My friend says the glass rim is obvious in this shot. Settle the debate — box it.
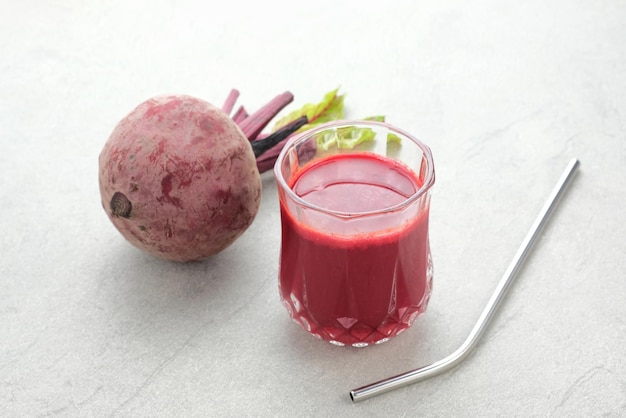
[273,119,435,218]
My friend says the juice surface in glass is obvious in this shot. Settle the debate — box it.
[278,150,433,347]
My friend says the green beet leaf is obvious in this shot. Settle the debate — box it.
[272,88,344,134]
[272,90,401,151]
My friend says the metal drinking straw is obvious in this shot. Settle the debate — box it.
[350,158,580,402]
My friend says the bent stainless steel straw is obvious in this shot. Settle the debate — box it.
[350,158,580,403]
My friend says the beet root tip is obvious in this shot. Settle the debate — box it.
[110,192,132,218]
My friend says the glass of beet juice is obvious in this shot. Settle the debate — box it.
[274,120,435,347]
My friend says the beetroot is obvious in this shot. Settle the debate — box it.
[99,95,262,262]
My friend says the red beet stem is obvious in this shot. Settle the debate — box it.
[239,92,294,140]
[255,117,309,173]
[233,106,248,124]
[251,116,307,158]
[256,131,310,173]
[256,151,280,173]
[221,89,240,115]
[256,153,278,173]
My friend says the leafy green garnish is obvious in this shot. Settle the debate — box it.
[387,132,402,144]
[364,115,385,122]
[335,126,376,149]
[315,125,398,150]
[272,88,344,134]
[273,89,401,150]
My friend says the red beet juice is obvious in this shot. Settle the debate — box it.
[278,152,432,347]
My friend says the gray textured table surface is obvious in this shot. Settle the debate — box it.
[1,1,625,416]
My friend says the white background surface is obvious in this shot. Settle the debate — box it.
[1,0,625,416]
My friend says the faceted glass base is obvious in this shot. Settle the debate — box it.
[281,253,433,348]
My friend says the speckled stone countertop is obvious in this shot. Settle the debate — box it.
[1,1,625,416]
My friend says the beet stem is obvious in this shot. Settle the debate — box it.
[256,155,279,174]
[221,89,240,115]
[233,106,249,124]
[251,116,307,158]
[239,92,294,140]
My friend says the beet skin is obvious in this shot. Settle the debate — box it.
[99,95,262,262]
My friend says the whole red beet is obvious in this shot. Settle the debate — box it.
[99,95,262,262]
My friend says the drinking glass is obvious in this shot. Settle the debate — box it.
[274,120,435,347]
